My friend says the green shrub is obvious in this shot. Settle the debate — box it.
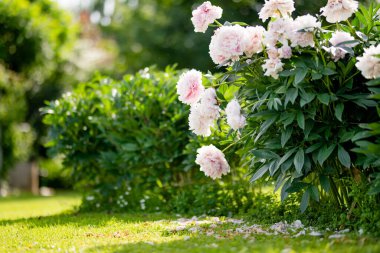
[42,67,223,211]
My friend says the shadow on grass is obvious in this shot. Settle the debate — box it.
[0,211,177,228]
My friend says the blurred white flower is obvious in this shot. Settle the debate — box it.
[321,0,358,23]
[177,69,205,105]
[264,18,294,48]
[278,45,292,59]
[290,14,321,48]
[196,145,230,180]
[209,25,246,65]
[189,88,220,137]
[244,26,266,57]
[325,31,356,61]
[262,57,284,79]
[225,99,246,130]
[259,0,295,22]
[356,45,380,79]
[191,1,223,33]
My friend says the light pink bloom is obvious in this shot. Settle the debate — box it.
[262,58,284,79]
[189,104,213,136]
[267,47,280,59]
[259,0,295,22]
[290,14,321,48]
[226,99,246,130]
[209,25,246,65]
[278,45,292,59]
[263,18,294,48]
[325,31,356,61]
[321,0,358,23]
[244,26,266,57]
[188,88,220,136]
[177,70,205,105]
[356,45,380,79]
[196,145,230,180]
[191,1,223,33]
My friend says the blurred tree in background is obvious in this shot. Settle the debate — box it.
[94,0,320,75]
[0,0,78,178]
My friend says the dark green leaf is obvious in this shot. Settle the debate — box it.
[250,164,270,182]
[338,145,351,168]
[320,175,331,193]
[310,186,320,202]
[281,127,293,148]
[295,69,308,85]
[317,94,330,105]
[297,112,305,130]
[300,190,310,213]
[251,150,280,160]
[317,144,336,165]
[294,149,305,173]
[334,103,344,122]
[285,88,298,106]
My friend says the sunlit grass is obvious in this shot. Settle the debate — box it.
[0,193,379,253]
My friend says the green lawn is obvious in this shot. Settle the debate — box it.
[0,193,379,253]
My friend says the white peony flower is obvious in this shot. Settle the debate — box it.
[262,57,284,79]
[263,17,294,48]
[356,45,380,79]
[188,88,220,136]
[320,0,359,23]
[290,14,321,48]
[259,0,295,22]
[225,99,246,130]
[244,26,266,57]
[189,104,213,137]
[325,31,356,61]
[177,69,205,105]
[209,25,246,65]
[196,145,230,180]
[191,1,223,33]
[278,45,292,59]
[267,47,280,59]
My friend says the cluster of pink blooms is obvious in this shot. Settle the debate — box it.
[178,0,379,180]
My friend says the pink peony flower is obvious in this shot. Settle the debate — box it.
[191,1,223,33]
[259,0,295,22]
[320,0,358,23]
[196,145,230,180]
[225,99,246,130]
[267,47,280,59]
[244,26,266,57]
[356,45,380,79]
[209,25,246,65]
[188,88,220,136]
[177,69,205,105]
[278,45,292,59]
[189,104,213,137]
[325,31,356,61]
[262,57,284,79]
[263,18,294,48]
[290,14,321,48]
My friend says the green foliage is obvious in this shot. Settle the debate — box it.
[0,0,76,74]
[0,0,78,179]
[0,66,34,178]
[43,67,186,208]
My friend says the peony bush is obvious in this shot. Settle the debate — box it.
[178,0,380,212]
